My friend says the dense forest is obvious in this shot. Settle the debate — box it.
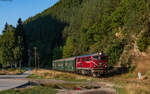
[0,0,150,68]
[0,19,27,68]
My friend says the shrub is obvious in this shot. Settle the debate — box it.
[106,41,125,66]
[8,68,15,72]
[137,30,150,52]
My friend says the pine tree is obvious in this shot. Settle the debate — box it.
[2,22,8,33]
[14,18,28,68]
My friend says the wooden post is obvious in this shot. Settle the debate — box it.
[28,49,31,67]
[37,52,40,70]
[138,72,141,80]
[19,60,21,69]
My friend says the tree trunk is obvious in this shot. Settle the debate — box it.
[10,63,13,69]
[15,62,17,69]
[19,60,22,69]
[1,64,3,70]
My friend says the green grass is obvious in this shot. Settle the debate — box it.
[120,72,136,79]
[54,75,89,82]
[27,74,45,79]
[28,73,97,82]
[0,86,57,94]
[115,87,128,94]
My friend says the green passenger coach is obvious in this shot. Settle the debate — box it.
[52,57,76,72]
[52,59,65,71]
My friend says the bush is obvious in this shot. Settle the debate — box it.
[8,68,15,72]
[137,30,150,52]
[106,41,125,66]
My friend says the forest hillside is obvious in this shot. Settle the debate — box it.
[23,0,150,67]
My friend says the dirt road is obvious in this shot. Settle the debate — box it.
[0,69,32,91]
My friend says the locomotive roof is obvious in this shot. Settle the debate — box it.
[77,53,107,58]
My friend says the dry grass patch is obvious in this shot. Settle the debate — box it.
[0,70,7,75]
[125,83,150,94]
[133,56,150,75]
[32,69,96,81]
[0,69,24,75]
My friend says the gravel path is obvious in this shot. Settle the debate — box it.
[0,79,29,91]
[0,69,32,91]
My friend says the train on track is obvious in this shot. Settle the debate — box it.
[52,53,108,77]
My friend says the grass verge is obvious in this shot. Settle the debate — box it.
[0,68,25,75]
[0,86,57,94]
[28,69,98,82]
[115,87,127,94]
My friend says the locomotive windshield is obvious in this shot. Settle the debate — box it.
[93,55,107,60]
[93,56,101,60]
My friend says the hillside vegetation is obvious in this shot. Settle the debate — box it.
[23,0,150,67]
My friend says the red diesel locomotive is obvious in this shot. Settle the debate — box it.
[52,53,108,77]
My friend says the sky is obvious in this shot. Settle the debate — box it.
[0,0,59,34]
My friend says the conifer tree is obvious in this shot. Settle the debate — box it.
[2,22,8,33]
[14,18,28,68]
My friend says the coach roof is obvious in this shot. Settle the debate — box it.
[54,57,76,62]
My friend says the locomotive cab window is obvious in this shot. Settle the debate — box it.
[93,55,101,60]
